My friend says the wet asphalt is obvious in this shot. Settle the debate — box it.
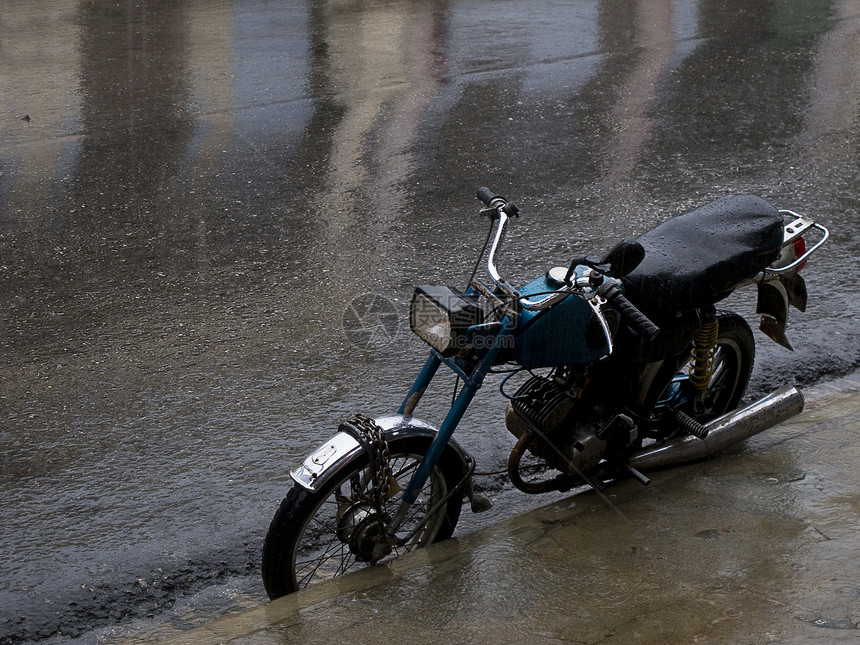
[2,1,860,643]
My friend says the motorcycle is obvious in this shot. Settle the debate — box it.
[261,188,828,598]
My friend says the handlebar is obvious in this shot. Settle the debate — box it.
[477,187,515,288]
[475,187,587,312]
[476,188,555,311]
[476,187,503,208]
[597,282,660,341]
[476,187,520,217]
[474,188,660,338]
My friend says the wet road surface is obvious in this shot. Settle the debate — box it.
[124,376,860,644]
[2,1,860,643]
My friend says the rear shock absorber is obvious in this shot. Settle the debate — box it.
[689,307,718,392]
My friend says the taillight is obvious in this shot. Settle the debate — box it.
[794,237,807,271]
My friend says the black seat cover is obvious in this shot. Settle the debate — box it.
[622,195,784,314]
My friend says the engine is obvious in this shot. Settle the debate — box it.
[504,373,607,475]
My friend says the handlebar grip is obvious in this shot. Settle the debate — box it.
[599,283,660,341]
[476,187,503,208]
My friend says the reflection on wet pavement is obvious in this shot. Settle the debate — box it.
[1,1,859,642]
[124,379,860,645]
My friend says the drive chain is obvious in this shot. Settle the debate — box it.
[348,413,393,507]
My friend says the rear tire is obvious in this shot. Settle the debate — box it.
[261,436,464,599]
[694,311,755,420]
[647,311,755,432]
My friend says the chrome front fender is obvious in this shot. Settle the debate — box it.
[290,414,472,492]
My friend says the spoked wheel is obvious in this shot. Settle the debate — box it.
[261,437,464,599]
[650,311,755,431]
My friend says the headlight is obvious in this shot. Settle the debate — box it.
[409,285,483,356]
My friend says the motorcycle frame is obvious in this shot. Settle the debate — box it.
[385,312,514,538]
[289,198,829,554]
[384,202,619,540]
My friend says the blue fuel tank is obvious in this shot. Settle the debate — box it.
[512,268,617,369]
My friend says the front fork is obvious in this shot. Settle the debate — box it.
[377,330,506,555]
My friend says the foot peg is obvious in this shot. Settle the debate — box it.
[625,465,651,486]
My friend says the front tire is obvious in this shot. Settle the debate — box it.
[261,436,464,599]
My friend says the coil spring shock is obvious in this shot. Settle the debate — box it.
[674,408,709,439]
[689,314,719,392]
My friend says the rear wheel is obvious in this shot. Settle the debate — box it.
[649,311,755,431]
[692,311,755,420]
[261,436,464,599]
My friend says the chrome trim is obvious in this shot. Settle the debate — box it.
[779,210,816,244]
[766,211,829,275]
[629,385,804,472]
[519,287,575,311]
[290,432,361,490]
[374,413,439,436]
[289,415,473,493]
[486,208,510,284]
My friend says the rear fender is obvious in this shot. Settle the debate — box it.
[290,414,473,493]
[756,273,807,350]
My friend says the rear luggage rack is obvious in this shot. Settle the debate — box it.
[766,210,829,274]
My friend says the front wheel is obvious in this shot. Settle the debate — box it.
[261,436,464,599]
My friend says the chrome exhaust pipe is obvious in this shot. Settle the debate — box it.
[629,385,805,472]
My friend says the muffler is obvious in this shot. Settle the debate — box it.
[629,385,805,472]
